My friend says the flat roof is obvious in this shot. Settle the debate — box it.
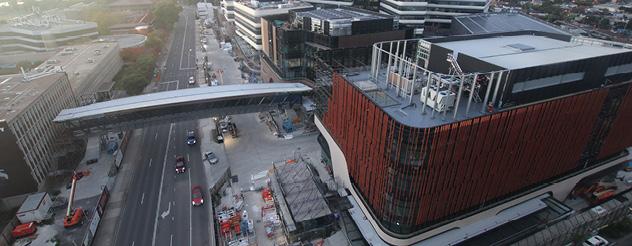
[436,35,630,70]
[344,72,487,128]
[36,42,120,94]
[54,83,311,122]
[108,0,153,7]
[274,161,331,222]
[295,8,388,23]
[0,72,66,122]
[0,14,96,34]
[17,192,47,214]
[238,0,312,11]
[453,13,570,37]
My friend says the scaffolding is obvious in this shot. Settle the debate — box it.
[369,39,510,120]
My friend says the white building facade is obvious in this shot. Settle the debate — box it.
[379,0,491,36]
[233,1,313,50]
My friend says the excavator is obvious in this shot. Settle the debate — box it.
[64,173,84,228]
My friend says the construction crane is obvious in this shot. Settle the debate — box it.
[64,173,84,228]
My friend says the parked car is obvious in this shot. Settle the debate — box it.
[188,76,195,85]
[175,155,186,173]
[583,235,609,246]
[191,186,204,206]
[204,152,219,164]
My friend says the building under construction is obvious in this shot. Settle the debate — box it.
[270,160,337,242]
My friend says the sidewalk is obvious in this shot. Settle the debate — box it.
[92,129,145,246]
[198,9,242,85]
[198,118,231,246]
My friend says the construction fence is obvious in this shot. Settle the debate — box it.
[512,189,632,246]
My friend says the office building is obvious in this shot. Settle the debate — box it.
[36,43,123,100]
[0,12,98,54]
[379,0,491,36]
[0,72,78,199]
[261,7,411,83]
[314,31,632,245]
[233,0,313,50]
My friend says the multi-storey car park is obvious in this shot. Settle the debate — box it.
[0,13,97,54]
[313,30,632,245]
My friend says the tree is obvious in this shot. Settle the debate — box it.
[152,0,182,31]
[137,53,157,76]
[145,32,164,53]
[83,8,124,35]
[626,20,632,30]
[599,18,611,29]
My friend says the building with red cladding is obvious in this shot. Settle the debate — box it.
[313,31,632,245]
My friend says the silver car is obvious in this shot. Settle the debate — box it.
[204,152,219,164]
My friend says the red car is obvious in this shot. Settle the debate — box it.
[175,155,186,173]
[191,186,204,206]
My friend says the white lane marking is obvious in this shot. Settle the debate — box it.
[160,202,171,219]
[152,123,174,246]
[187,154,190,162]
[179,14,189,70]
[188,169,192,246]
[149,158,153,168]
[140,193,145,205]
[170,234,173,246]
[132,242,135,246]
[159,80,179,84]
[155,132,158,140]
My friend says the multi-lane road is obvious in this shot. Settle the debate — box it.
[115,7,211,246]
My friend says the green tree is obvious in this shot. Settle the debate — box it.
[83,8,124,35]
[137,53,157,76]
[599,18,611,29]
[152,0,182,31]
[145,32,164,53]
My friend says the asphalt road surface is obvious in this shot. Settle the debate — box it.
[115,7,211,246]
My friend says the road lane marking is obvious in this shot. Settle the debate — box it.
[141,193,145,205]
[149,158,153,168]
[187,154,190,162]
[155,132,158,140]
[188,169,192,246]
[161,202,171,219]
[170,234,173,246]
[152,123,174,246]
[179,14,189,70]
[159,80,179,84]
[132,242,135,246]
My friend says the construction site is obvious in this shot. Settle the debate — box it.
[213,158,340,246]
